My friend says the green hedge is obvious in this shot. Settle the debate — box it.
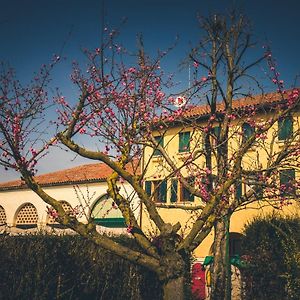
[0,234,161,300]
[241,214,300,300]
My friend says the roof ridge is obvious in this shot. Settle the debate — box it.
[0,160,140,190]
[182,89,297,119]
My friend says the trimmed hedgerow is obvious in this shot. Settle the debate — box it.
[0,234,161,300]
[241,214,300,300]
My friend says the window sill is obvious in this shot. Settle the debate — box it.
[16,224,38,229]
[155,202,167,206]
[156,202,196,207]
[152,156,163,162]
[276,140,297,149]
[247,147,256,152]
[177,152,191,160]
[277,139,293,144]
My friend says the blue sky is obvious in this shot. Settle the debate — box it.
[1,0,300,181]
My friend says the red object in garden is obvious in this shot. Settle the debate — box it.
[191,262,206,300]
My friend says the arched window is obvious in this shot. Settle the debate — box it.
[15,203,38,229]
[91,194,126,228]
[0,205,7,226]
[61,201,73,213]
[47,201,73,227]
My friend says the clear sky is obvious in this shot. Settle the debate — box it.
[1,0,300,181]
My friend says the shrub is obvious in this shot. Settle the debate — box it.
[0,234,161,300]
[241,214,300,300]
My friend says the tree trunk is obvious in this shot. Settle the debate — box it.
[210,216,231,300]
[163,276,185,300]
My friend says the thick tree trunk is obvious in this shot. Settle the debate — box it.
[163,276,185,300]
[210,216,231,300]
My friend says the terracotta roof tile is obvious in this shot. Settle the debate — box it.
[0,161,139,190]
[183,91,288,119]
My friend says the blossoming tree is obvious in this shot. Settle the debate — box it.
[0,13,299,300]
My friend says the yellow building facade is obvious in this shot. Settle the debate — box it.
[141,92,300,259]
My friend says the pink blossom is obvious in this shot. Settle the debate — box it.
[205,168,212,175]
[128,67,136,73]
[79,128,86,134]
[47,206,59,219]
[126,225,133,233]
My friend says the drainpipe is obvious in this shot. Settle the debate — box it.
[225,214,231,300]
[139,147,145,227]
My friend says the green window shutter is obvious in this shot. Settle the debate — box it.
[279,169,296,195]
[242,123,254,142]
[213,126,221,139]
[246,174,264,199]
[179,132,190,152]
[189,177,195,201]
[153,136,164,156]
[256,182,264,199]
[211,126,221,147]
[256,187,263,199]
[145,181,152,196]
[280,169,296,184]
[278,117,293,140]
[182,178,195,202]
[171,179,178,203]
[158,180,167,203]
[235,180,242,200]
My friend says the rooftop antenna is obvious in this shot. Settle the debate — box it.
[188,63,191,90]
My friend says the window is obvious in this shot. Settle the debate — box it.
[242,123,254,142]
[279,169,296,196]
[153,136,164,156]
[245,174,263,199]
[235,180,242,200]
[145,180,167,203]
[170,179,178,203]
[179,131,190,152]
[181,178,195,202]
[15,203,38,229]
[202,127,220,149]
[229,233,243,257]
[91,194,126,228]
[61,201,73,213]
[47,201,73,227]
[145,181,152,197]
[210,126,221,147]
[145,178,195,203]
[0,205,7,226]
[213,126,221,137]
[278,116,293,141]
